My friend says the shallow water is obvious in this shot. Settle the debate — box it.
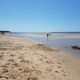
[14,33,80,58]
[24,34,80,47]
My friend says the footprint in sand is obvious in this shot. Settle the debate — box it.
[10,54,16,57]
[60,70,67,77]
[13,63,20,67]
[55,70,66,77]
[1,68,8,74]
[1,62,10,68]
[57,62,62,65]
[21,67,34,73]
[45,60,54,64]
[0,52,4,54]
[18,68,22,71]
[61,70,66,73]
[62,74,66,76]
[46,67,52,72]
[39,58,43,61]
[55,70,60,73]
[20,59,30,63]
[0,75,8,79]
[58,66,62,68]
[9,74,17,79]
[0,75,3,78]
[18,56,24,59]
[8,59,15,62]
[27,77,39,80]
[62,60,65,62]
[0,54,4,60]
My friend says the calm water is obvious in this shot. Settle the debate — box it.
[13,32,80,58]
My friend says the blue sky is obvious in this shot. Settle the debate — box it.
[0,0,80,32]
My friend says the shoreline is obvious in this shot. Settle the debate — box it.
[23,33,80,58]
[0,35,80,80]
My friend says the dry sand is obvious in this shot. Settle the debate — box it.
[0,35,80,80]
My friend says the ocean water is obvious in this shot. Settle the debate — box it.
[13,32,80,58]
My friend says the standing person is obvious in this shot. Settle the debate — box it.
[47,33,51,40]
[47,33,49,38]
[47,33,49,39]
[47,33,49,44]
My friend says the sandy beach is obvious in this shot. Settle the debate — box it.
[0,35,80,80]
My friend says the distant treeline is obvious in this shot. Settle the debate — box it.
[0,31,11,34]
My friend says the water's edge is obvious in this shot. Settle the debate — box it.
[13,33,80,58]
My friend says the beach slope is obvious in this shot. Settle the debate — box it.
[0,35,80,80]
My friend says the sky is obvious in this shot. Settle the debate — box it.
[0,0,80,32]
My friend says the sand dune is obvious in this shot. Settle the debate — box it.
[0,35,80,80]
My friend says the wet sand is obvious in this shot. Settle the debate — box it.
[0,35,80,80]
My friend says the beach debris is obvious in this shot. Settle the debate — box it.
[71,46,80,49]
